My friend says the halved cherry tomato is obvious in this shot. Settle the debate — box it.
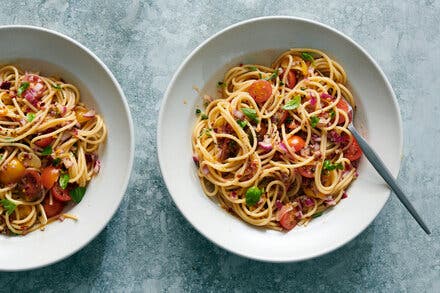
[271,109,287,126]
[42,196,65,217]
[0,158,26,184]
[285,70,297,89]
[19,170,43,201]
[41,166,60,189]
[297,165,315,178]
[247,80,272,103]
[51,183,72,202]
[279,210,297,231]
[287,135,305,152]
[336,99,350,124]
[34,136,54,148]
[344,138,362,161]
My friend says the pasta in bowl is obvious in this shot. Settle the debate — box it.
[192,49,362,232]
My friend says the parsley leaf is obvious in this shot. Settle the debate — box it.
[246,66,258,72]
[310,116,319,128]
[52,83,62,90]
[26,112,36,122]
[241,108,259,123]
[265,69,279,81]
[245,186,263,206]
[329,109,336,119]
[283,95,301,110]
[17,82,30,97]
[195,109,201,115]
[69,187,86,203]
[41,146,52,156]
[301,52,314,62]
[0,199,16,215]
[323,160,344,171]
[217,81,226,88]
[236,120,247,128]
[52,158,61,166]
[59,173,70,189]
[200,113,208,120]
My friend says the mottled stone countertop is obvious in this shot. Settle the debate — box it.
[0,0,439,292]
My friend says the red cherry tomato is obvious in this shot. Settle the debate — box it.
[279,210,297,231]
[344,138,363,161]
[247,80,272,103]
[285,70,297,89]
[336,99,350,124]
[51,183,72,202]
[41,166,60,189]
[42,196,65,218]
[287,135,305,152]
[297,165,315,178]
[19,170,43,201]
[34,136,54,147]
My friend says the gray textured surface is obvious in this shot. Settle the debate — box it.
[0,0,439,292]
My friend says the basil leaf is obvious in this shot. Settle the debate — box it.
[283,95,301,110]
[17,82,30,97]
[69,187,86,203]
[265,69,279,81]
[245,186,263,206]
[41,146,52,156]
[0,199,16,215]
[301,52,314,62]
[312,211,323,218]
[246,66,258,72]
[329,109,336,119]
[241,108,259,123]
[52,83,62,90]
[310,116,319,128]
[59,173,70,189]
[237,120,247,128]
[336,162,344,170]
[26,113,36,122]
[52,158,61,166]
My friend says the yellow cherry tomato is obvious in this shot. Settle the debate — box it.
[0,158,26,184]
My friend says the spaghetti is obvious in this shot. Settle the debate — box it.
[0,65,106,235]
[192,49,362,231]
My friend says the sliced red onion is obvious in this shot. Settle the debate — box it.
[202,165,209,175]
[83,109,96,118]
[296,199,303,211]
[94,160,101,173]
[304,197,314,207]
[320,93,333,100]
[310,96,317,106]
[60,132,72,143]
[258,138,272,152]
[233,109,244,119]
[192,154,199,167]
[33,82,44,92]
[23,88,39,106]
[278,142,288,153]
[72,128,79,136]
[342,192,348,199]
[325,200,337,206]
[231,191,237,198]
[328,131,344,143]
[300,147,310,157]
[295,211,303,219]
[275,200,283,210]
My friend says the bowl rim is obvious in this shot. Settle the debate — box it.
[158,15,403,262]
[0,24,135,271]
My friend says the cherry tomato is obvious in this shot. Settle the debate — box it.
[279,210,297,230]
[42,196,65,218]
[271,109,287,127]
[297,165,315,178]
[41,166,60,189]
[287,135,305,152]
[336,99,350,124]
[285,70,297,89]
[75,108,93,124]
[0,158,26,184]
[344,138,363,161]
[34,136,54,147]
[19,170,43,201]
[51,183,71,202]
[247,80,272,103]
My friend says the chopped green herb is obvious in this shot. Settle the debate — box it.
[0,155,3,160]
[301,52,314,62]
[69,187,86,203]
[17,82,30,97]
[59,173,70,189]
[282,95,301,110]
[201,113,208,120]
[300,87,306,90]
[310,115,319,128]
[245,186,263,206]
[258,73,262,79]
[52,83,62,90]
[52,158,61,166]
[265,69,279,81]
[26,112,36,122]
[329,109,336,119]
[237,120,247,128]
[279,81,285,86]
[217,81,226,88]
[323,160,344,171]
[195,109,201,115]
[41,146,52,156]
[0,199,16,215]
[246,66,258,72]
[241,108,259,123]
[312,211,323,218]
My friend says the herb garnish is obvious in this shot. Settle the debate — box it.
[265,69,279,81]
[310,116,319,128]
[26,113,36,122]
[237,120,247,128]
[323,160,344,171]
[241,108,259,123]
[17,82,30,97]
[41,146,52,156]
[282,95,301,110]
[59,173,70,189]
[246,66,258,72]
[301,52,314,62]
[70,187,86,203]
[0,199,16,215]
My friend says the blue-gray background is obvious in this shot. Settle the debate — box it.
[0,1,439,292]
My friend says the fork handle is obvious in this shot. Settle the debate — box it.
[347,124,431,235]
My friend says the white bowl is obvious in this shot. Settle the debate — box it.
[0,26,134,270]
[158,17,402,262]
